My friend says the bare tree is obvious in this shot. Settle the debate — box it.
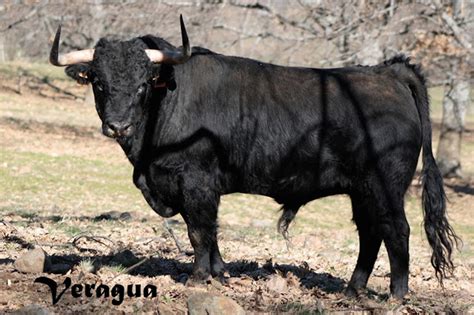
[436,0,472,178]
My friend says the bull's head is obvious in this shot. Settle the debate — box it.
[50,15,191,139]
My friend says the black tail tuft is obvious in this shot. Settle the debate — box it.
[422,155,461,282]
[404,61,461,283]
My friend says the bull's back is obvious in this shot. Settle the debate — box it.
[176,56,423,197]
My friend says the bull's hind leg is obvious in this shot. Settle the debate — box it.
[346,194,382,297]
[381,199,410,299]
[346,189,410,299]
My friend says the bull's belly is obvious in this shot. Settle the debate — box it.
[230,163,351,205]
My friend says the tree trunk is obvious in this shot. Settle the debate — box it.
[436,77,470,178]
[436,0,472,178]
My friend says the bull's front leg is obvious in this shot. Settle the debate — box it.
[210,238,225,277]
[180,176,225,280]
[181,203,225,280]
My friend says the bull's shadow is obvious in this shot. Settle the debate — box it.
[445,182,474,195]
[129,257,346,293]
[20,250,346,293]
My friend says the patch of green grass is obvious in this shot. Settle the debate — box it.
[78,258,96,273]
[160,294,174,304]
[0,147,145,215]
[16,210,37,219]
[428,86,474,123]
[428,87,444,114]
[0,207,38,219]
[105,264,127,273]
[0,61,67,81]
[58,223,84,237]
[10,220,28,228]
[451,223,474,258]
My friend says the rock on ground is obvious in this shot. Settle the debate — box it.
[265,274,288,294]
[12,304,52,315]
[187,293,246,315]
[14,248,49,274]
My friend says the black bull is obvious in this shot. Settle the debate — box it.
[51,20,458,299]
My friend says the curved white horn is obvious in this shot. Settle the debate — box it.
[145,15,191,65]
[50,25,94,66]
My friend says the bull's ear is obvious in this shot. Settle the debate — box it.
[65,63,90,85]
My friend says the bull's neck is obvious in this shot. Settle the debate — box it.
[117,87,169,170]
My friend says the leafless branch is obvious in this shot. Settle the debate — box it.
[68,232,116,253]
[1,4,46,32]
[163,219,184,253]
[441,12,472,50]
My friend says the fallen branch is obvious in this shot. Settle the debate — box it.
[68,232,115,253]
[111,255,152,280]
[163,219,184,253]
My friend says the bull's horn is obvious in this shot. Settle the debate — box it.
[49,25,94,66]
[145,15,191,64]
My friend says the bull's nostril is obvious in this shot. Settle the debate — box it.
[102,123,115,138]
[122,124,133,135]
[107,122,121,132]
[105,122,133,138]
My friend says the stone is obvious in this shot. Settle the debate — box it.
[187,293,245,315]
[14,248,49,274]
[265,274,288,294]
[12,304,52,315]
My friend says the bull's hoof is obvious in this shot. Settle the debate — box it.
[390,289,408,301]
[390,282,408,300]
[344,285,361,298]
[210,261,226,278]
[387,295,406,305]
[186,273,212,287]
[214,271,230,285]
[190,268,212,281]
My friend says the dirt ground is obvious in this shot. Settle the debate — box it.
[0,64,473,314]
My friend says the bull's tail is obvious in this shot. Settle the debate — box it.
[390,55,460,283]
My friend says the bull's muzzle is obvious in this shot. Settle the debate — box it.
[103,121,134,138]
